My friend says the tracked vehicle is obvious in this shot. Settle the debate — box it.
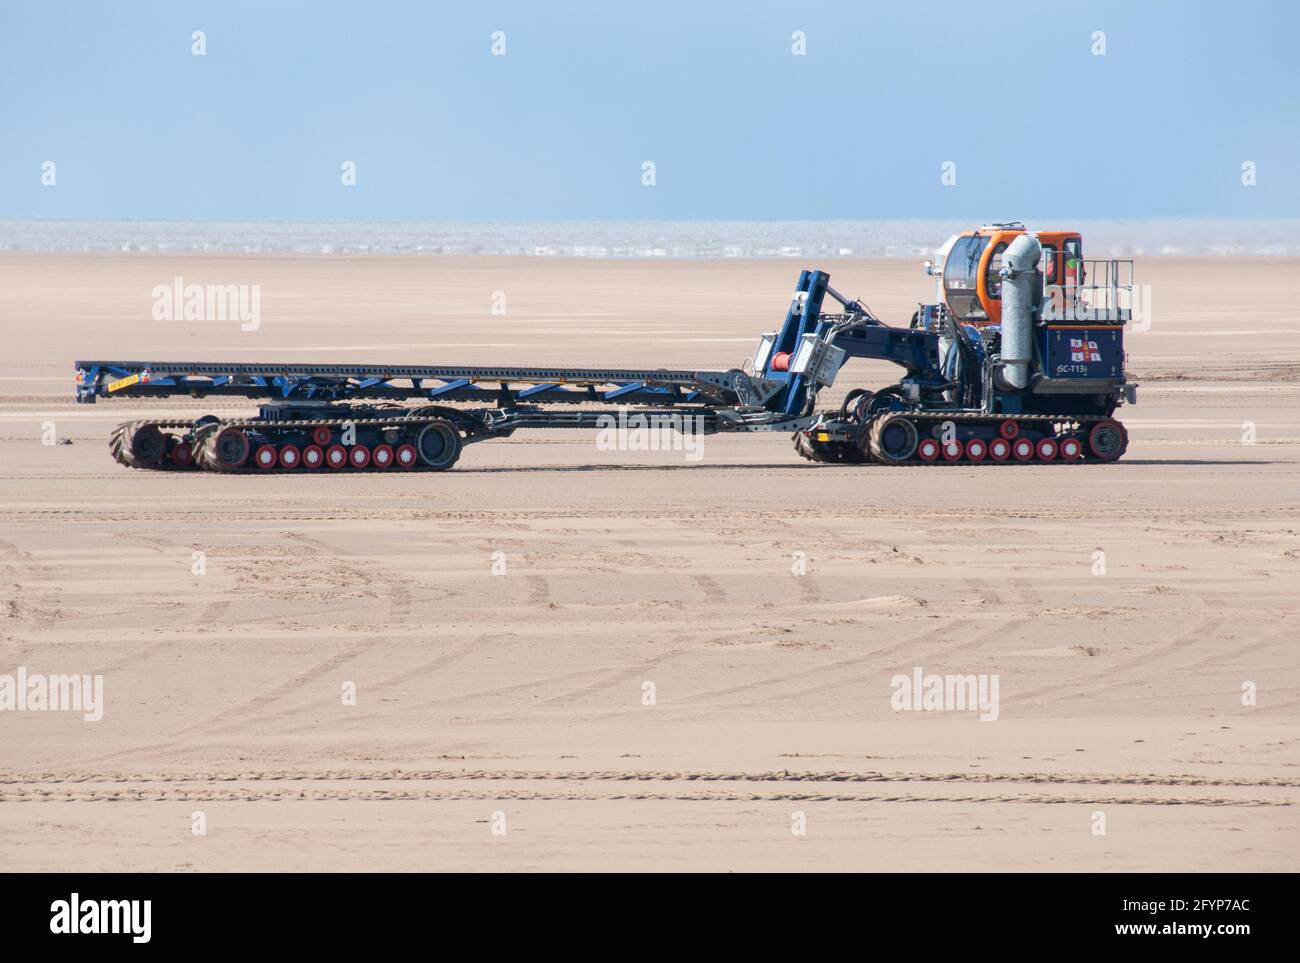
[77,224,1137,472]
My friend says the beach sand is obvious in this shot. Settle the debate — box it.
[0,253,1296,870]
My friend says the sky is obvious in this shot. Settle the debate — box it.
[1,0,1296,221]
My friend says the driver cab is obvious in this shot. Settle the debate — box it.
[939,223,1082,327]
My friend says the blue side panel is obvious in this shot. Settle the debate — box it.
[777,270,830,415]
[1041,326,1124,380]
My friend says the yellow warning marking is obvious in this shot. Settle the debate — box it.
[106,374,141,393]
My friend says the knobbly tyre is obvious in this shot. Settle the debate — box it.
[76,224,1137,473]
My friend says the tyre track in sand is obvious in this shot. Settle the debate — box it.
[1025,626,1298,710]
[726,614,1031,709]
[7,769,1293,786]
[181,633,390,733]
[1008,613,1225,709]
[673,617,966,708]
[1,787,1285,806]
[689,610,1033,711]
[200,631,510,734]
[1,769,1291,807]
[449,644,699,725]
[86,634,392,763]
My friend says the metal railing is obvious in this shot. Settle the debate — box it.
[1041,257,1134,322]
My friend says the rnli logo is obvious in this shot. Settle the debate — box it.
[1069,337,1102,363]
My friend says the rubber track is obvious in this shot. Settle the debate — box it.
[108,421,133,467]
[121,414,464,473]
[866,411,1112,465]
[792,429,865,464]
[108,420,175,470]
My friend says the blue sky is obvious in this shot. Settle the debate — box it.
[1,0,1295,220]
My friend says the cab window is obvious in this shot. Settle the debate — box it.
[1063,237,1084,287]
[1041,244,1058,285]
[985,241,1009,299]
[942,235,990,320]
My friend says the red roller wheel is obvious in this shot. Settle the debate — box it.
[916,438,940,463]
[371,444,394,469]
[170,440,194,467]
[941,439,964,462]
[1058,437,1083,461]
[1036,437,1059,461]
[395,444,418,469]
[325,444,348,469]
[278,444,301,469]
[253,444,279,470]
[999,419,1020,439]
[988,437,1010,462]
[965,438,987,462]
[1087,419,1129,462]
[312,426,332,446]
[348,445,371,469]
[1012,437,1036,462]
[302,445,324,469]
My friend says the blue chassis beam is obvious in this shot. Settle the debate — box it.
[74,361,729,407]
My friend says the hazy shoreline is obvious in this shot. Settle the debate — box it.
[3,218,1299,258]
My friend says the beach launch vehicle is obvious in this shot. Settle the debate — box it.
[76,223,1137,470]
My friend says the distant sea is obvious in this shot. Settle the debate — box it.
[1,219,1297,258]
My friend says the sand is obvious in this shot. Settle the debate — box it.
[0,253,1297,871]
